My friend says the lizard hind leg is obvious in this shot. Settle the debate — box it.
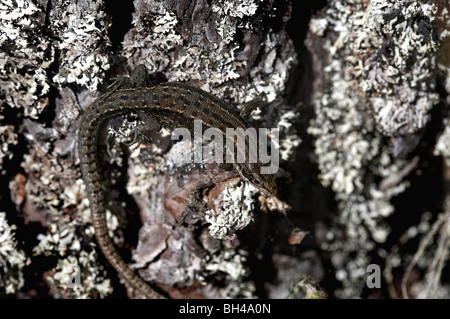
[107,65,168,93]
[106,65,148,92]
[239,96,268,120]
[128,65,168,88]
[128,64,152,88]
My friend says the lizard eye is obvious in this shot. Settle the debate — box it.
[247,174,262,188]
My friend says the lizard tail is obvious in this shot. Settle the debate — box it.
[92,213,165,299]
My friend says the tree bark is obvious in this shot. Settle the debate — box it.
[1,0,449,299]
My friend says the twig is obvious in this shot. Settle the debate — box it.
[424,213,450,298]
[401,212,447,298]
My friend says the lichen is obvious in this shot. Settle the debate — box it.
[202,245,255,298]
[122,5,182,73]
[212,0,258,19]
[307,0,441,298]
[47,252,113,299]
[309,17,328,37]
[0,212,28,294]
[20,136,118,298]
[21,149,80,216]
[0,0,52,118]
[0,122,18,167]
[363,0,439,135]
[289,275,327,299]
[122,0,296,109]
[32,196,116,298]
[205,183,257,240]
[236,32,296,106]
[434,118,450,164]
[51,1,111,90]
[0,0,110,122]
[310,0,440,136]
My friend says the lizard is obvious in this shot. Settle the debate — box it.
[77,65,278,298]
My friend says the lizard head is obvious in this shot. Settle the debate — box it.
[236,163,277,196]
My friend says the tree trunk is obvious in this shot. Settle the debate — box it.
[1,0,449,300]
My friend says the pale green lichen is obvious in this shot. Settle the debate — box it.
[308,0,440,298]
[0,212,28,294]
[204,183,258,240]
[309,17,328,37]
[289,275,327,299]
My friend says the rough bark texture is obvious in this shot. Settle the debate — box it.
[0,0,449,299]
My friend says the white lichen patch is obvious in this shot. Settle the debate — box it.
[212,0,258,19]
[22,151,80,215]
[0,212,28,294]
[122,5,182,72]
[34,222,79,257]
[309,17,328,37]
[0,0,53,118]
[264,101,300,163]
[47,252,113,299]
[208,46,245,84]
[204,183,257,240]
[340,193,394,244]
[30,177,120,299]
[0,0,42,60]
[237,32,296,105]
[357,0,439,135]
[308,59,380,197]
[0,0,112,116]
[0,123,18,168]
[234,94,300,167]
[32,203,115,298]
[51,3,110,90]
